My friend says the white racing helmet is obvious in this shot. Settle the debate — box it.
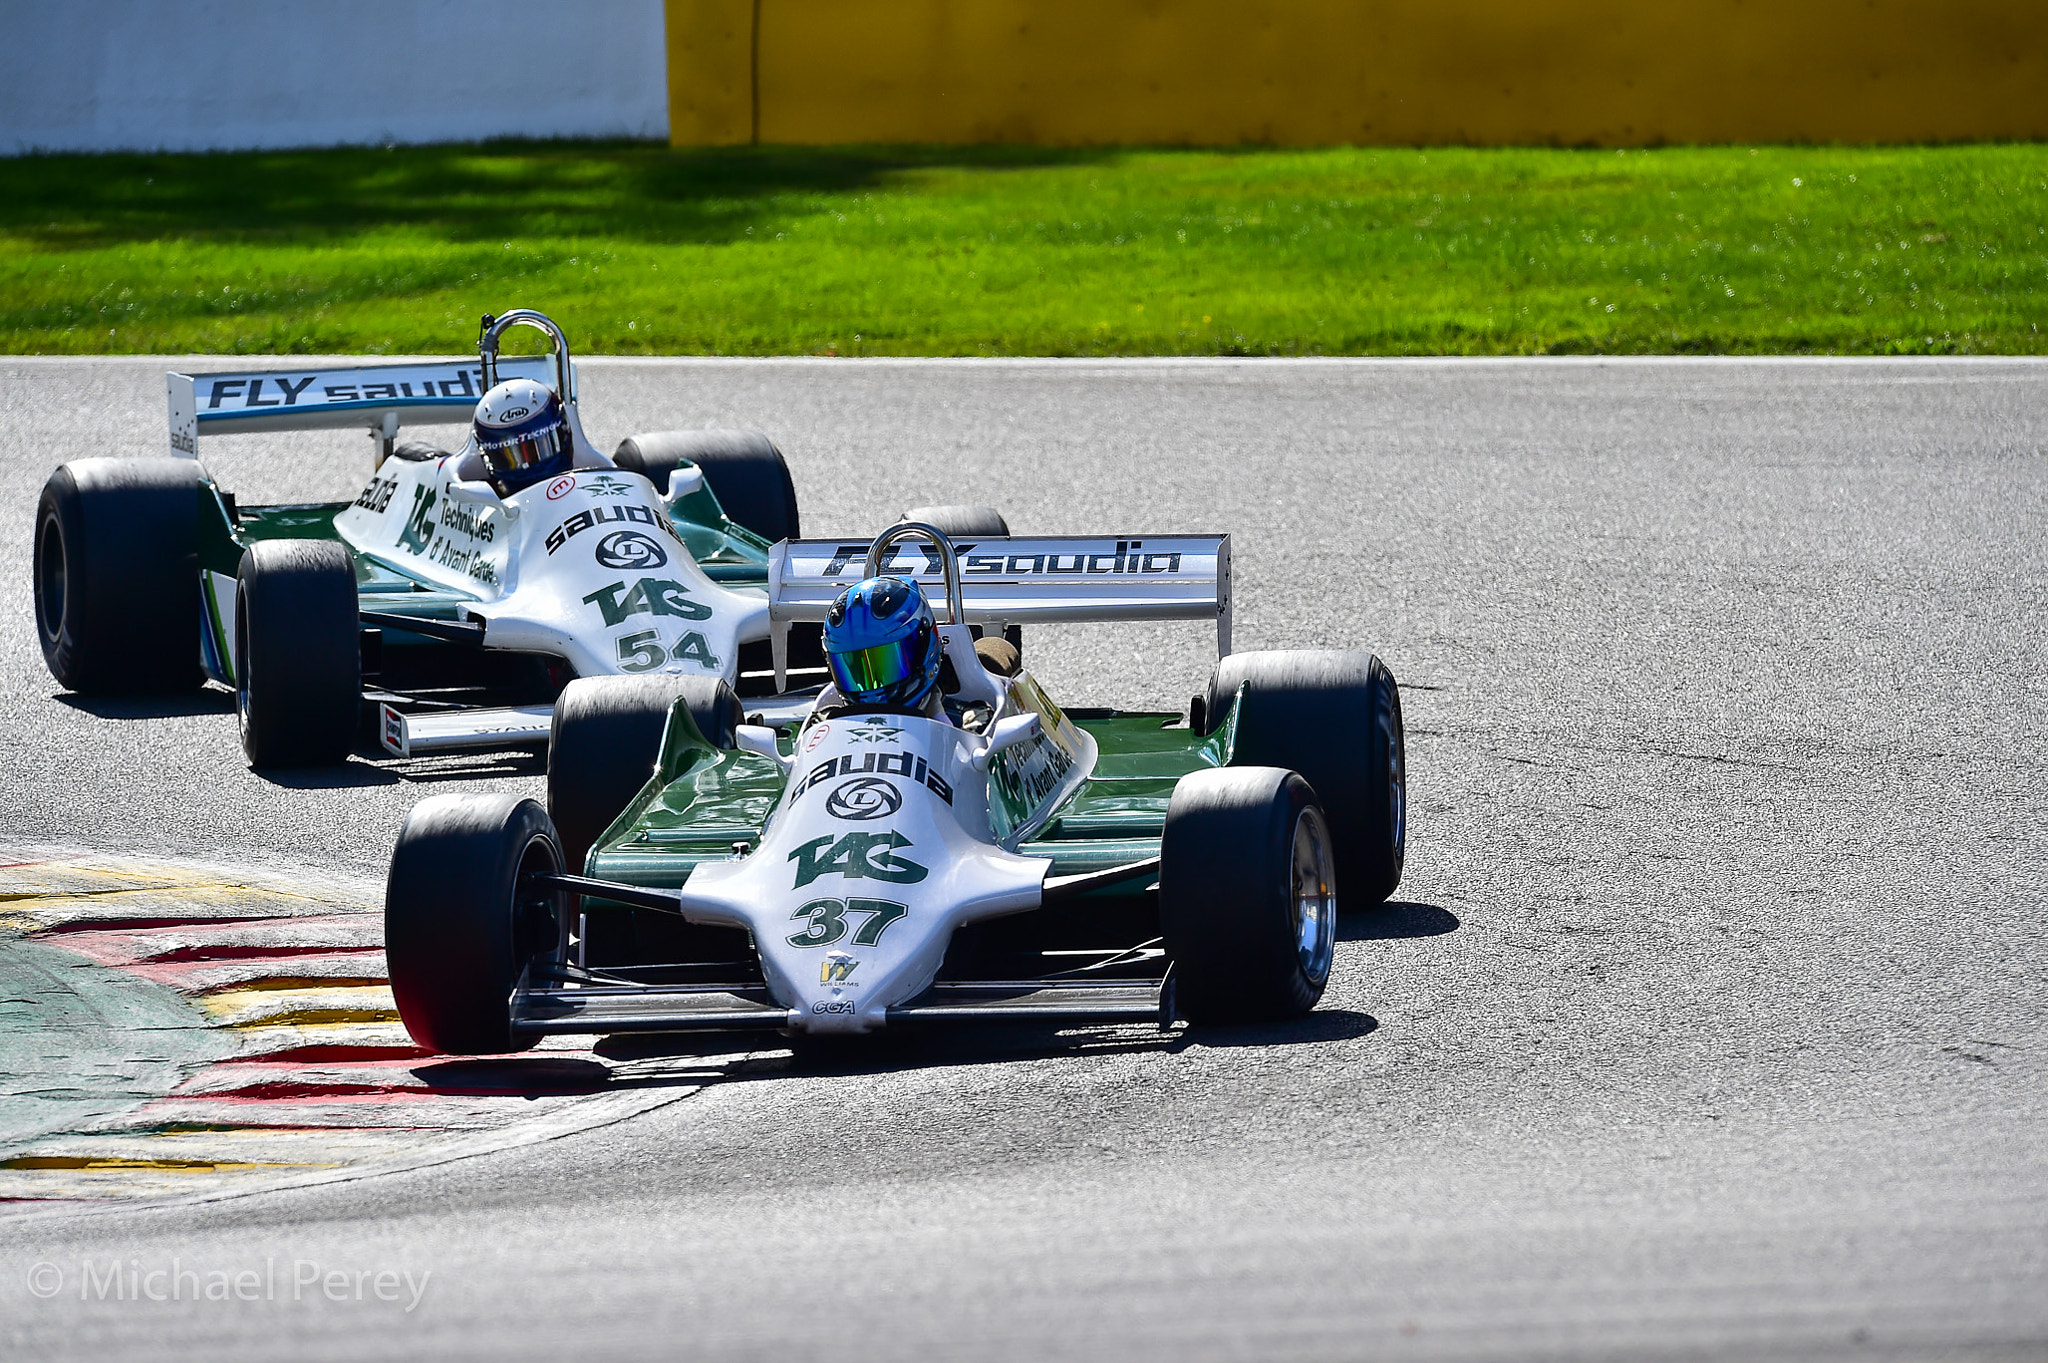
[473,378,572,494]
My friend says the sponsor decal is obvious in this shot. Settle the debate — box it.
[437,498,495,544]
[544,502,662,555]
[353,474,398,513]
[846,719,903,744]
[789,832,928,889]
[812,1000,856,1016]
[315,369,481,406]
[819,540,1185,579]
[545,474,576,500]
[786,898,909,949]
[790,752,953,807]
[593,530,668,571]
[801,722,831,753]
[819,954,860,984]
[991,728,1076,812]
[583,474,633,497]
[169,427,197,455]
[582,577,711,628]
[824,777,902,821]
[203,375,319,410]
[397,485,437,554]
[498,404,531,421]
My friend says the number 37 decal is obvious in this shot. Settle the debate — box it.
[787,897,908,949]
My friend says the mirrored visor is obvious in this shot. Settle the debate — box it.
[480,424,567,472]
[830,637,920,696]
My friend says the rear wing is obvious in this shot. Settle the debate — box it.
[767,534,1232,679]
[166,355,566,460]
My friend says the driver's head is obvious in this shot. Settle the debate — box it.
[472,378,572,494]
[824,575,941,710]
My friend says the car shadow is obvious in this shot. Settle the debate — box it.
[1340,900,1459,942]
[54,690,236,719]
[256,748,547,790]
[586,1007,1380,1085]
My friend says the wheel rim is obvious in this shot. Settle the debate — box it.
[1290,804,1337,985]
[511,833,566,974]
[1389,699,1407,861]
[35,513,65,646]
[233,591,252,740]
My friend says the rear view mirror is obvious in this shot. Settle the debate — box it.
[972,713,1041,771]
[735,724,791,771]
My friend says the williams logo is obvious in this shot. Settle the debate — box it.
[789,832,928,889]
[824,778,902,821]
[819,955,859,984]
[593,531,668,570]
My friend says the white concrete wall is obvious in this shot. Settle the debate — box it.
[0,0,668,155]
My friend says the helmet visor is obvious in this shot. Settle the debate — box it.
[479,424,568,475]
[829,637,922,698]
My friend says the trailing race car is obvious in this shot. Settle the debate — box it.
[383,523,1407,1047]
[30,310,854,767]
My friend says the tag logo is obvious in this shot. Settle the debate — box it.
[398,484,437,554]
[789,832,928,889]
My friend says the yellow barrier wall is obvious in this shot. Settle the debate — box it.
[666,0,2048,147]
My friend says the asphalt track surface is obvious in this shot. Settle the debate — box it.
[2,356,2044,1360]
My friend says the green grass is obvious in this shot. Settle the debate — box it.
[2,142,2043,355]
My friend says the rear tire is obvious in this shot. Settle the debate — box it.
[33,458,202,694]
[614,430,800,544]
[898,505,1019,652]
[1207,649,1405,908]
[548,673,741,872]
[385,794,562,1055]
[235,539,360,768]
[1160,767,1337,1024]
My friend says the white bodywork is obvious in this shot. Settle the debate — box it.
[669,634,1096,1033]
[169,338,779,757]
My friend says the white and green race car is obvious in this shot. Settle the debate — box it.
[32,310,902,767]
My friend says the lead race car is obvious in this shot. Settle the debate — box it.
[31,309,847,767]
[384,523,1408,1044]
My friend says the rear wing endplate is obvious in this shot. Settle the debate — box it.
[166,355,566,459]
[768,534,1231,680]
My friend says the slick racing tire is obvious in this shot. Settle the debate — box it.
[33,457,203,694]
[1160,767,1337,1024]
[385,794,562,1055]
[548,673,742,872]
[897,505,1020,653]
[1206,649,1405,909]
[235,539,360,768]
[614,430,800,544]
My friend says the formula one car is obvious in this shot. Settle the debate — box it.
[383,524,1407,1046]
[31,310,849,767]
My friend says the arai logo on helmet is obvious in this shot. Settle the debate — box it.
[498,405,530,422]
[545,475,576,500]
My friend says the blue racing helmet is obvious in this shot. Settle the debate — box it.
[824,575,942,709]
[473,378,573,494]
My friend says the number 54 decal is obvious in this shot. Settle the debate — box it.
[616,629,719,672]
[786,897,908,948]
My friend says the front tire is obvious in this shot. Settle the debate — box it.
[1207,649,1405,908]
[235,539,360,768]
[614,430,800,544]
[1160,767,1337,1024]
[385,794,562,1055]
[547,674,741,872]
[33,458,202,694]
